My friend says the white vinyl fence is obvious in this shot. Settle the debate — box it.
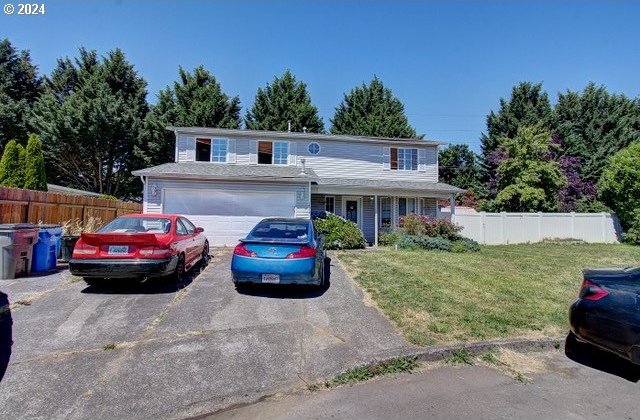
[451,212,621,245]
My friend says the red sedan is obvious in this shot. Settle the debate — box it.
[69,214,209,285]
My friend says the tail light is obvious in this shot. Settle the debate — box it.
[72,240,97,256]
[234,243,257,257]
[139,246,172,257]
[580,280,609,301]
[286,245,316,259]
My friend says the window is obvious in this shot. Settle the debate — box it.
[390,147,417,170]
[212,139,228,163]
[398,198,416,216]
[325,196,335,213]
[380,197,391,228]
[180,217,196,234]
[420,198,430,216]
[196,138,212,162]
[274,141,289,164]
[258,141,289,164]
[258,141,272,164]
[176,219,189,235]
[249,221,309,240]
[98,217,171,234]
[308,142,320,155]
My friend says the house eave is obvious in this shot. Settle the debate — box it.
[134,172,314,184]
[166,126,446,146]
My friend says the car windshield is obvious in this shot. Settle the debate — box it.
[249,221,309,240]
[98,217,172,234]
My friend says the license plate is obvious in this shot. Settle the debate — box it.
[261,274,280,284]
[108,245,129,255]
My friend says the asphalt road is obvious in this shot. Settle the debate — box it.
[212,348,640,420]
[0,250,411,419]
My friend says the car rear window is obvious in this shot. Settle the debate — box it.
[98,217,172,234]
[250,222,309,240]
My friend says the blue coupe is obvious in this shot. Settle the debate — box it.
[231,218,326,287]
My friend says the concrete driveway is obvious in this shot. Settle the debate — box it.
[0,250,411,419]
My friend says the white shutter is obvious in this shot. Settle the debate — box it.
[288,141,296,166]
[249,140,258,164]
[383,147,391,170]
[187,137,196,162]
[227,139,236,163]
[418,149,427,172]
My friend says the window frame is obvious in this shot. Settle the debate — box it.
[195,137,212,162]
[176,219,189,236]
[211,138,228,163]
[257,140,289,165]
[308,142,320,155]
[324,196,335,213]
[390,147,418,171]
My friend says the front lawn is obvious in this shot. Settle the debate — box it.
[337,243,640,346]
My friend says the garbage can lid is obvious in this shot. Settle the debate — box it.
[0,223,37,230]
[39,224,62,229]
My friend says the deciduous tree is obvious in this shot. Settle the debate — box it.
[598,142,640,229]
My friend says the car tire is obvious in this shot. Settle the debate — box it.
[170,254,185,283]
[201,240,210,266]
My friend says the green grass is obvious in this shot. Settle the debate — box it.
[445,348,474,365]
[338,243,640,346]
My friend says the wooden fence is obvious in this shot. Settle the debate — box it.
[0,186,142,225]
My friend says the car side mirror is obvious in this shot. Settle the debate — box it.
[196,227,204,233]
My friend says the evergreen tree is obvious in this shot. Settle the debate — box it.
[23,134,47,191]
[438,144,483,192]
[330,77,417,138]
[0,38,42,149]
[556,83,640,183]
[486,125,565,212]
[0,139,26,187]
[598,142,640,229]
[140,66,242,166]
[31,48,148,198]
[480,82,555,194]
[245,70,323,133]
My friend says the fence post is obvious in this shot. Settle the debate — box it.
[500,212,507,245]
[480,212,486,245]
[570,212,575,238]
[538,212,543,242]
[601,213,607,242]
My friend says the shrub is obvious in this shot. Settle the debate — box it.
[0,139,26,188]
[622,209,640,246]
[575,198,611,213]
[451,237,481,253]
[379,231,402,246]
[398,214,463,240]
[598,142,640,229]
[315,213,367,250]
[23,134,47,191]
[396,235,452,252]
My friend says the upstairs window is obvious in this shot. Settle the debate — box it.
[258,141,289,164]
[390,148,417,170]
[212,139,228,163]
[196,138,212,162]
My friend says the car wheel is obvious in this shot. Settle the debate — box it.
[201,240,210,265]
[170,254,185,282]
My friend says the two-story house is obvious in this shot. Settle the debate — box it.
[132,127,463,246]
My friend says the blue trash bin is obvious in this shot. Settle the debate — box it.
[39,224,63,259]
[32,226,60,272]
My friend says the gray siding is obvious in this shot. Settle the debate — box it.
[144,178,310,218]
[175,135,439,183]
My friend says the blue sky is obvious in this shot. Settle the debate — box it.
[2,0,639,151]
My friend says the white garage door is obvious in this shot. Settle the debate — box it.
[163,188,297,246]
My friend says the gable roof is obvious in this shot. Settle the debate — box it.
[167,127,445,146]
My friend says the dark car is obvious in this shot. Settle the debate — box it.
[569,266,640,364]
[231,218,326,287]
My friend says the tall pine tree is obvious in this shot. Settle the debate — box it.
[0,39,42,150]
[330,77,417,138]
[245,70,323,133]
[31,48,148,198]
[556,82,640,182]
[140,66,242,166]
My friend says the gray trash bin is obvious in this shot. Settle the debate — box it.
[0,224,40,280]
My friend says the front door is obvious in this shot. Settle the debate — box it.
[345,200,358,225]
